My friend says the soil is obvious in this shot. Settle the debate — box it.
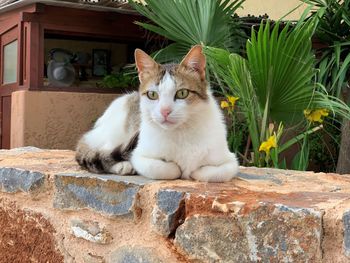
[0,199,64,263]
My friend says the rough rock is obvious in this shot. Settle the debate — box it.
[151,189,185,236]
[175,203,322,262]
[237,171,282,185]
[70,218,112,244]
[0,167,44,193]
[110,246,163,263]
[170,168,350,263]
[344,210,350,257]
[175,215,250,262]
[83,253,105,263]
[211,199,245,213]
[54,172,153,217]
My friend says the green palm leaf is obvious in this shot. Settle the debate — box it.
[205,17,350,139]
[245,20,318,123]
[128,0,245,63]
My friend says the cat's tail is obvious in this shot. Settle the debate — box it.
[75,133,139,174]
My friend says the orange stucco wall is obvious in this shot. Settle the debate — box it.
[11,90,119,150]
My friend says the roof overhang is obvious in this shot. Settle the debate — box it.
[0,0,138,15]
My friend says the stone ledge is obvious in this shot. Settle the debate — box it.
[54,172,153,217]
[0,148,349,262]
[0,167,44,193]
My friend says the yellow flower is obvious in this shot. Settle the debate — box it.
[304,109,329,123]
[220,96,239,110]
[259,134,277,155]
[228,96,239,106]
[221,100,229,109]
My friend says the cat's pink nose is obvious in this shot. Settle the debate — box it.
[161,108,171,118]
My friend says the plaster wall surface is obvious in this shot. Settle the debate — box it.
[11,90,119,149]
[237,0,308,20]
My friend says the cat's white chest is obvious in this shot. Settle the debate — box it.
[137,122,220,179]
[165,136,207,179]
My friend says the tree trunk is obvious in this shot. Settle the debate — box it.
[336,119,350,174]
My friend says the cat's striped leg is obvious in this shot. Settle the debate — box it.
[130,154,181,180]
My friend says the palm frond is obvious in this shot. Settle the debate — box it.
[128,0,245,62]
[245,19,319,123]
[206,17,350,130]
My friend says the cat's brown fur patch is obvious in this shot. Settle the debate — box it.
[124,92,141,132]
[139,64,164,94]
[75,141,112,173]
[175,64,208,102]
[76,137,139,174]
[75,93,140,174]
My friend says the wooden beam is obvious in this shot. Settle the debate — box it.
[22,22,28,85]
[0,3,38,34]
[20,5,144,40]
[0,15,18,35]
[39,86,134,94]
[26,21,44,89]
[17,20,23,85]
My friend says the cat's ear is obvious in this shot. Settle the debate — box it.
[180,45,206,80]
[134,49,158,82]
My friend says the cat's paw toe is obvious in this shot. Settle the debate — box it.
[164,162,182,179]
[189,169,204,181]
[190,165,235,182]
[109,161,136,175]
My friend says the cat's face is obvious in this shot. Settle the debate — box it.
[135,46,208,130]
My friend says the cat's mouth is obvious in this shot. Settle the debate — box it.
[161,119,176,125]
[151,115,179,128]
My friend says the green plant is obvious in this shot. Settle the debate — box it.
[302,0,350,173]
[303,0,350,99]
[128,0,247,95]
[128,0,245,63]
[99,71,138,89]
[307,122,340,172]
[221,96,250,162]
[206,17,350,169]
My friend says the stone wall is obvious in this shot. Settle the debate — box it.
[0,147,349,262]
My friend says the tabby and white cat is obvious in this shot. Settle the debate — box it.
[76,45,239,182]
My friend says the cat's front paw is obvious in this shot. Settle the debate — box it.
[109,161,136,175]
[190,163,237,183]
[131,155,182,180]
[190,166,215,182]
[161,161,182,180]
[141,159,181,180]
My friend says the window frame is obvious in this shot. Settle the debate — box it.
[0,27,19,90]
[2,39,18,85]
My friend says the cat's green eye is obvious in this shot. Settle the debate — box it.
[175,89,189,100]
[146,91,159,100]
